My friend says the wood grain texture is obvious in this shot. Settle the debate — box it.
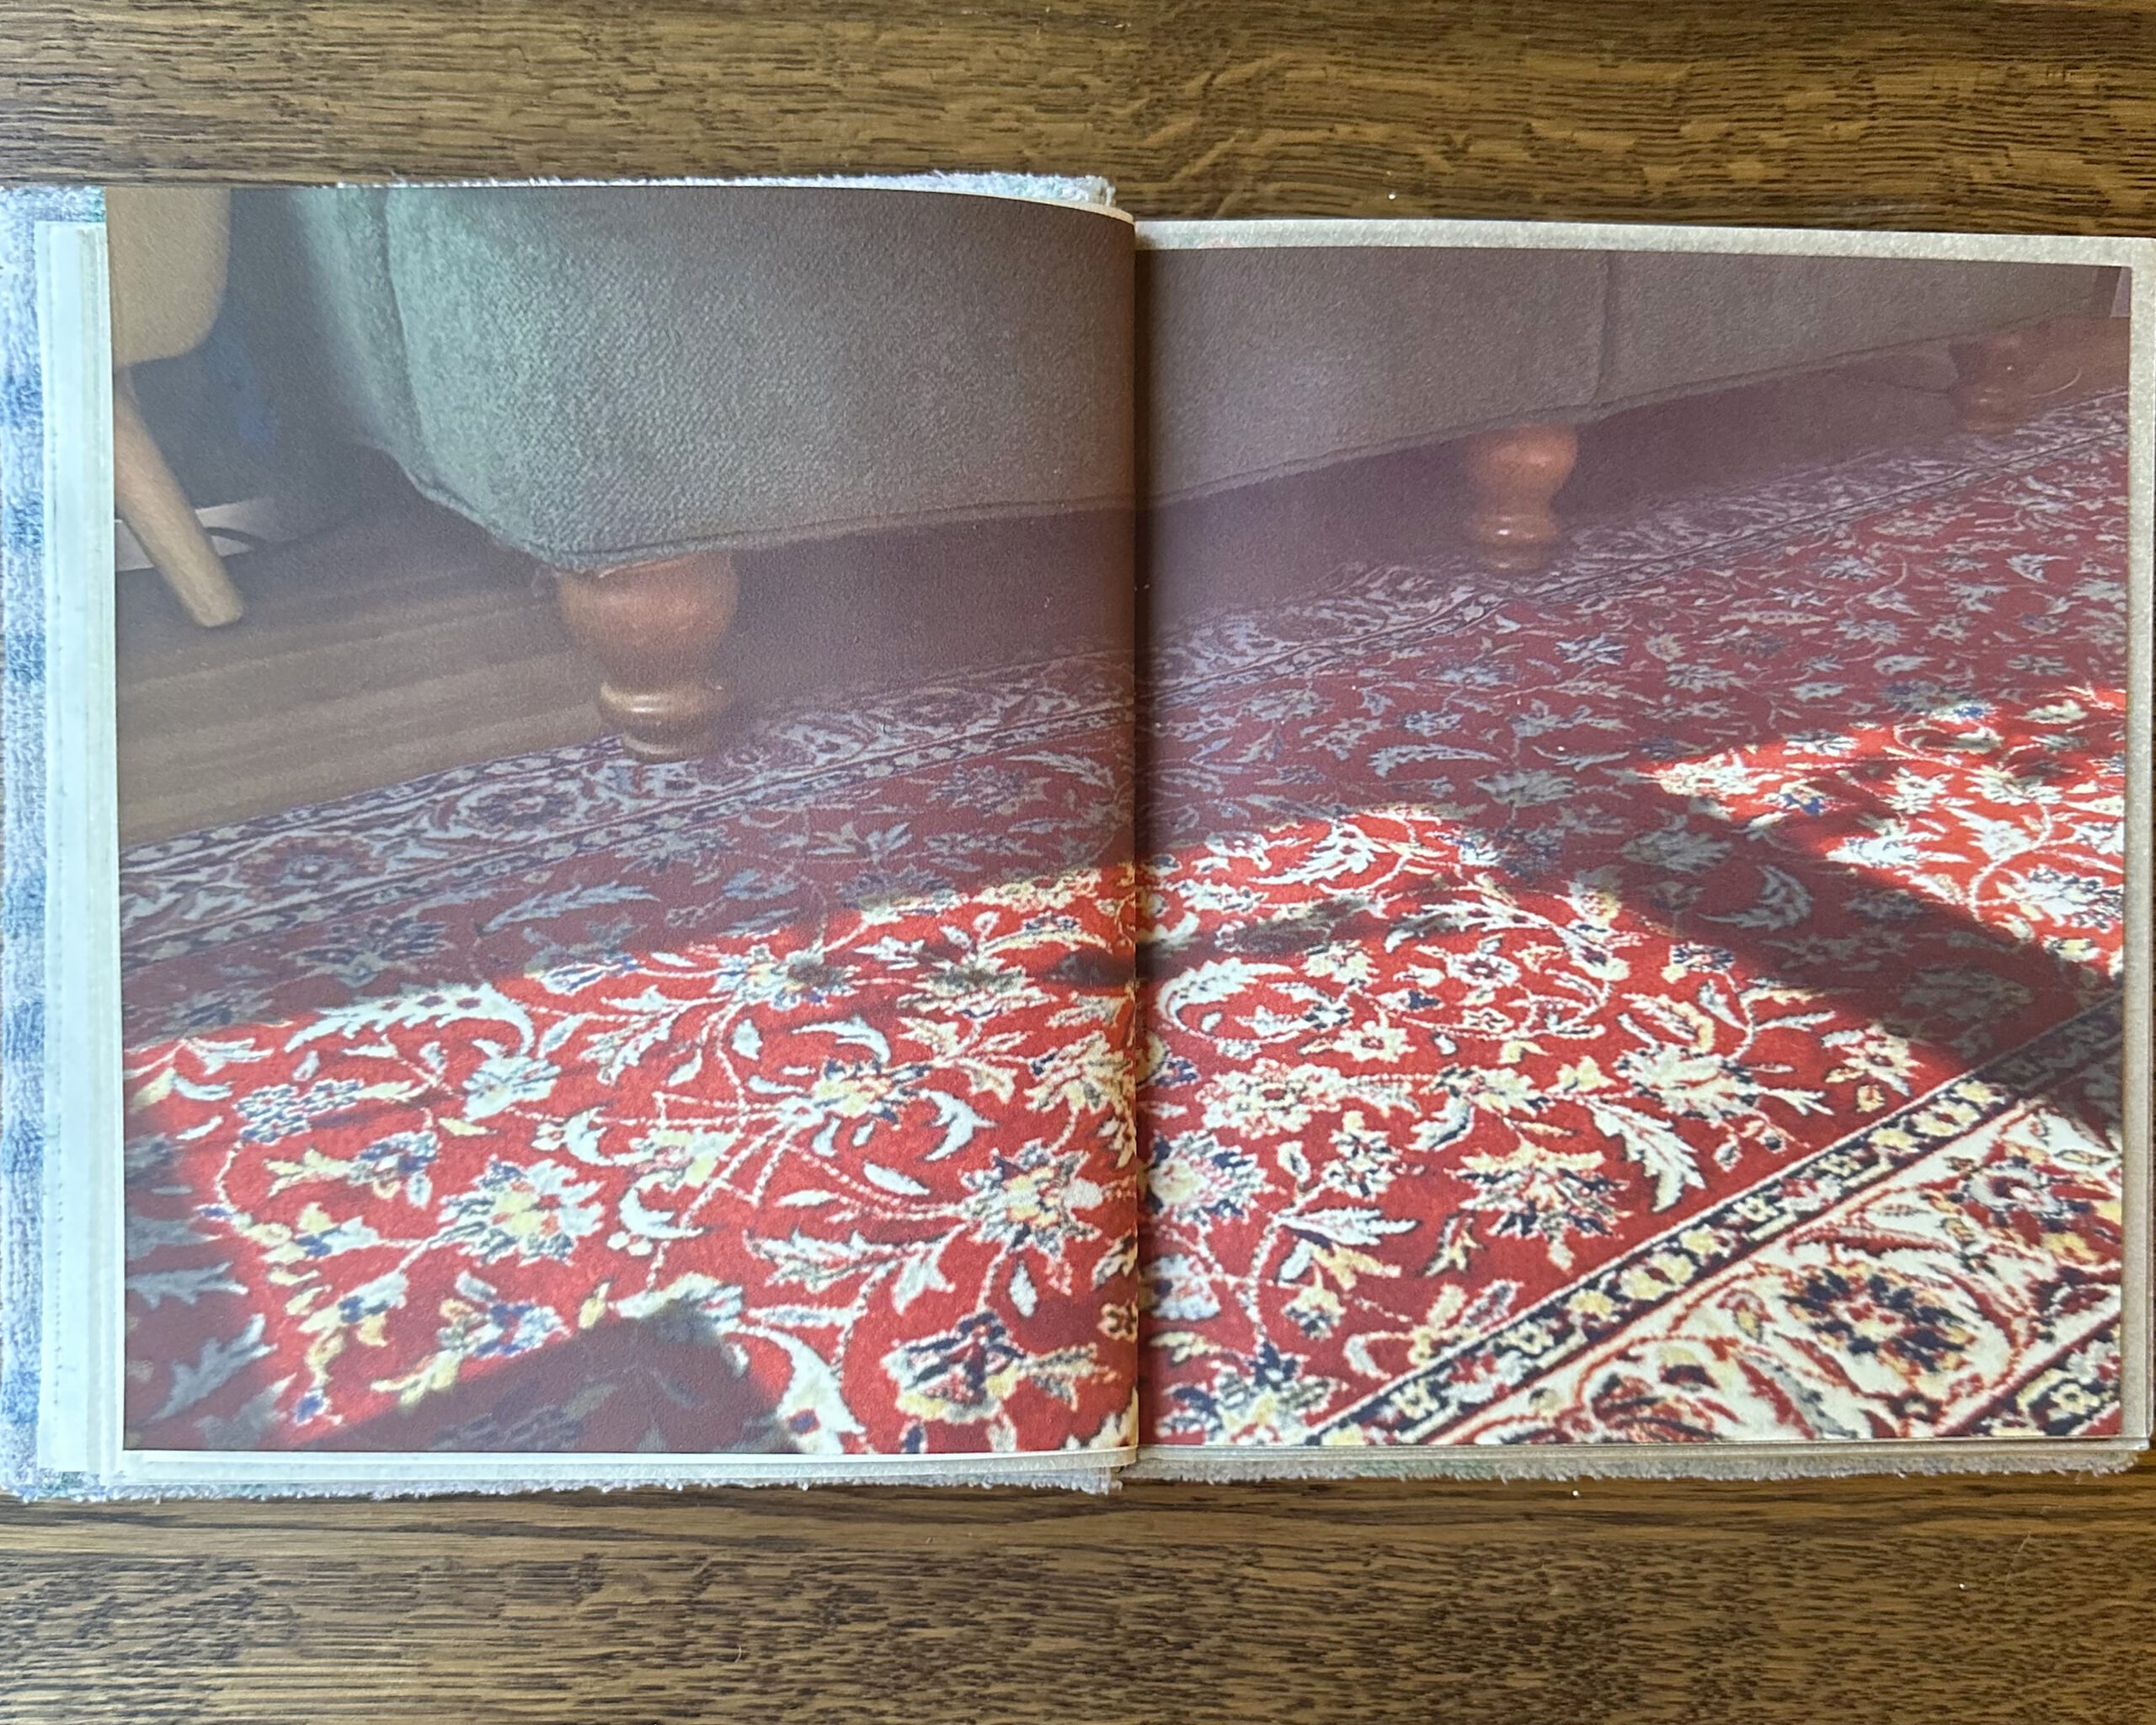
[4,1,2156,230]
[4,1466,2156,1723]
[6,3,2156,1720]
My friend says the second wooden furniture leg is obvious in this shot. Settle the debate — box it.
[111,371,246,628]
[1950,328,2045,433]
[553,551,740,761]
[1461,422,1579,573]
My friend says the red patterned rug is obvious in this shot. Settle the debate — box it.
[122,670,1142,1455]
[1139,393,2127,1449]
[122,393,2128,1458]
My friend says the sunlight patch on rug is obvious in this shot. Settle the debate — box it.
[118,394,2128,1458]
[1138,394,2127,1448]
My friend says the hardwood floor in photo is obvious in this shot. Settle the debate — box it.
[117,456,1131,842]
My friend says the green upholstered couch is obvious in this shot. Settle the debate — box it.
[232,184,1134,570]
[1143,244,2112,566]
[223,184,1134,758]
[221,190,2110,756]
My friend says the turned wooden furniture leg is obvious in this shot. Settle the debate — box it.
[106,187,244,629]
[553,551,740,761]
[1950,328,2046,433]
[1461,421,1579,573]
[111,371,246,628]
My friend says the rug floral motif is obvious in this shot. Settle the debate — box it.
[1139,393,2127,1447]
[122,667,1140,1455]
[122,392,2131,1458]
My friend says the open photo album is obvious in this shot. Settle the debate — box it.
[1,178,2147,1494]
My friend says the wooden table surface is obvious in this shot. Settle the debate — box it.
[3,3,2154,1719]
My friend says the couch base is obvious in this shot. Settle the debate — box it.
[1461,421,1580,573]
[552,551,740,761]
[1458,318,2105,574]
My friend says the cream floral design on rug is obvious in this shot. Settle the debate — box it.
[123,665,1140,1455]
[121,393,2127,1457]
[1139,394,2127,1448]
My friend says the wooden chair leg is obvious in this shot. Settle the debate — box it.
[553,550,740,761]
[1949,328,2045,433]
[1461,421,1579,573]
[111,370,245,628]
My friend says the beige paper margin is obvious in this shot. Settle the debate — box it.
[1131,216,2155,1480]
[109,1446,1131,1495]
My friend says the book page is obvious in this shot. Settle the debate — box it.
[1133,222,2150,1475]
[4,180,1140,1492]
